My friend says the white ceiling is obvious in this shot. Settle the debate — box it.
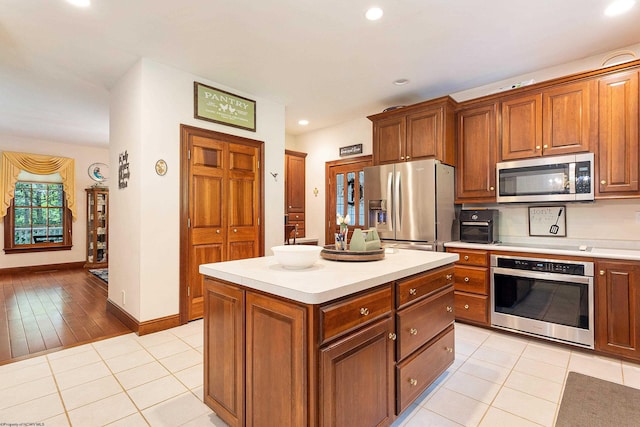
[1,0,640,147]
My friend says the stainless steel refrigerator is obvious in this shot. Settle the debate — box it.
[364,159,455,251]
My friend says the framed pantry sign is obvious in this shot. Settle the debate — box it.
[194,82,256,132]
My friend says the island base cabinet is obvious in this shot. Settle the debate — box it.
[246,292,307,427]
[396,325,454,413]
[320,317,395,427]
[203,280,245,427]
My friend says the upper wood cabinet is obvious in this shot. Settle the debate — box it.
[596,70,639,197]
[500,80,597,160]
[455,102,498,203]
[369,96,457,166]
[285,150,306,238]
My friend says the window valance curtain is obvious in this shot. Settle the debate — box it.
[0,151,77,220]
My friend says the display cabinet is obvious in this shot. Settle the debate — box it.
[85,187,108,268]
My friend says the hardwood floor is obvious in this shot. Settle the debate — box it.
[0,267,132,365]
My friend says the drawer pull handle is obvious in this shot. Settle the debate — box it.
[409,328,418,336]
[409,378,418,386]
[446,274,453,280]
[360,308,370,316]
[446,306,453,313]
[464,304,469,310]
[388,333,397,341]
[409,288,417,295]
[464,255,469,261]
[464,277,470,282]
[445,347,453,353]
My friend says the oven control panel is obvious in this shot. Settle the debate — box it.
[496,257,586,276]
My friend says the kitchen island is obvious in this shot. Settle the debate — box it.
[200,249,459,427]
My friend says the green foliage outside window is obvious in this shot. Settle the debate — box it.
[14,182,64,245]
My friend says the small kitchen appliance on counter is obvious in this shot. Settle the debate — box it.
[459,209,499,244]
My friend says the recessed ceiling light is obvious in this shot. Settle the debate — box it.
[67,0,91,7]
[605,0,635,16]
[393,79,409,86]
[298,119,309,126]
[365,7,383,21]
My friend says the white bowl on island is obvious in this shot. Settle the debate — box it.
[271,245,322,269]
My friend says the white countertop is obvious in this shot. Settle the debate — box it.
[445,241,640,261]
[199,249,459,304]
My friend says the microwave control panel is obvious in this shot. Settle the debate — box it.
[575,161,591,194]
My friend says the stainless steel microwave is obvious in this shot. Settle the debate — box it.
[496,153,594,203]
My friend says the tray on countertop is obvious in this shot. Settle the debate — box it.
[320,245,385,262]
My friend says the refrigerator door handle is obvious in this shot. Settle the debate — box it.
[387,171,394,233]
[395,171,402,230]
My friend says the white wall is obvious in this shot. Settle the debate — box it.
[0,135,108,269]
[292,118,372,245]
[110,58,285,322]
[291,43,640,247]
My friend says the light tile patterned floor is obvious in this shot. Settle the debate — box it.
[1,321,639,426]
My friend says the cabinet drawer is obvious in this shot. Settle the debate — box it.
[397,286,454,361]
[447,249,488,266]
[321,285,392,344]
[454,266,488,294]
[396,325,455,414]
[287,212,305,222]
[454,291,488,324]
[397,265,454,309]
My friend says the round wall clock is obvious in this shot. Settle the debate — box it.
[155,159,168,176]
[88,163,109,183]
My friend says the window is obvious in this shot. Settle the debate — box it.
[3,181,72,253]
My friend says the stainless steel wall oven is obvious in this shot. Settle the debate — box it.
[490,254,594,348]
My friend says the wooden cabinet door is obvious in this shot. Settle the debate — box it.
[204,279,245,427]
[595,260,640,360]
[542,80,596,156]
[320,317,395,427]
[597,70,639,196]
[227,142,260,261]
[406,108,441,162]
[501,93,543,160]
[285,151,306,213]
[374,116,406,165]
[246,292,307,427]
[456,102,498,202]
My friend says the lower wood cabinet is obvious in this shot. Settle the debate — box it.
[203,265,455,427]
[595,259,640,361]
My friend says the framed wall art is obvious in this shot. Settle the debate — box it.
[194,81,256,132]
[528,206,566,237]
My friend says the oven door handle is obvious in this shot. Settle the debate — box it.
[492,267,592,284]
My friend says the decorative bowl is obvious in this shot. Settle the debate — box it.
[271,245,322,269]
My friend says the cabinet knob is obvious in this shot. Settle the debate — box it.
[446,274,453,280]
[406,156,411,160]
[409,328,418,336]
[464,255,469,261]
[400,156,405,160]
[446,306,453,313]
[535,145,541,150]
[233,228,238,233]
[543,145,548,149]
[360,307,370,316]
[601,180,607,185]
[289,205,292,208]
[216,229,221,234]
[409,288,417,295]
[388,332,397,341]
[409,378,418,386]
[445,347,453,353]
[599,270,605,276]
[464,277,470,282]
[464,304,470,310]
[489,186,495,191]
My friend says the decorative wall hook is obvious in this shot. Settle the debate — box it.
[270,172,278,181]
